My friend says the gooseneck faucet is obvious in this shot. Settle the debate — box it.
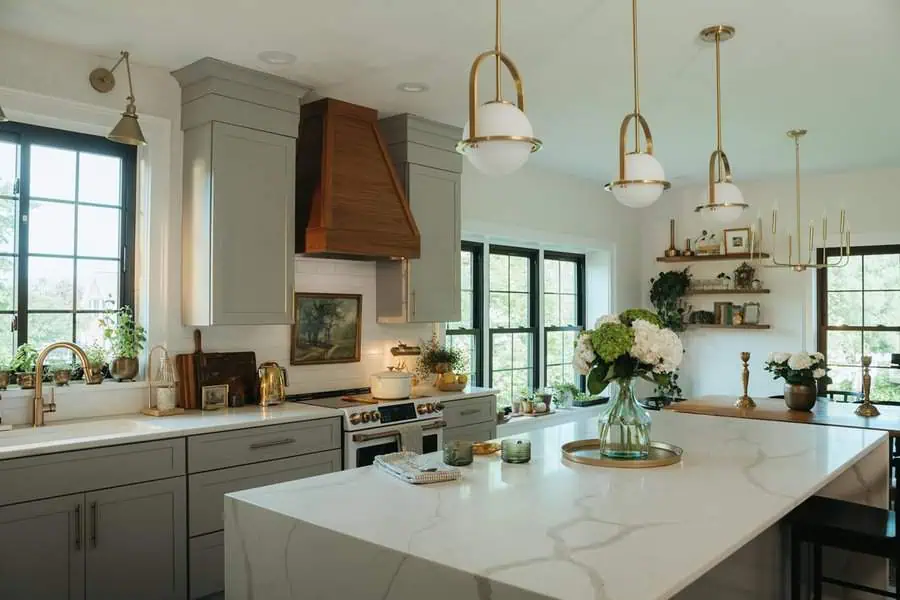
[33,342,95,427]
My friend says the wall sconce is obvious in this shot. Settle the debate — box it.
[89,51,147,146]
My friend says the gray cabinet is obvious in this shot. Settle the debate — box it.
[0,494,85,600]
[443,420,497,444]
[377,115,463,324]
[85,478,186,600]
[443,395,498,443]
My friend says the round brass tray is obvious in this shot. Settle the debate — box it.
[472,441,501,455]
[561,439,683,469]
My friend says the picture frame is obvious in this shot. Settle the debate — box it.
[290,293,362,365]
[201,384,229,411]
[713,301,731,325]
[723,227,751,255]
[743,302,761,325]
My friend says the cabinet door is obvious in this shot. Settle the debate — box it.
[85,478,186,600]
[443,421,497,444]
[210,122,295,325]
[0,494,85,600]
[406,164,461,323]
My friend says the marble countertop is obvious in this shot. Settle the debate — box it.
[228,411,886,600]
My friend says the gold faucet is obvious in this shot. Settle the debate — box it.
[33,342,95,427]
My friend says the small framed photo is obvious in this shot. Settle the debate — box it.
[723,227,751,255]
[201,384,229,411]
[743,302,761,325]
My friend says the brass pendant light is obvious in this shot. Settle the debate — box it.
[694,25,747,224]
[757,129,849,271]
[89,51,147,146]
[456,0,542,176]
[604,0,670,208]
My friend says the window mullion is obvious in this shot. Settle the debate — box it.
[17,138,30,347]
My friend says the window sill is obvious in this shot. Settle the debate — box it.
[1,379,147,400]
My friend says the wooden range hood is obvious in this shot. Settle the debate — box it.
[295,98,420,258]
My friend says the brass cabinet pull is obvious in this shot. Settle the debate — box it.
[249,437,296,450]
[74,503,82,550]
[460,408,481,416]
[90,502,98,548]
[411,290,417,318]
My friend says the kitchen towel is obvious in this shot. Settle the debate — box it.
[395,423,423,454]
[375,452,460,485]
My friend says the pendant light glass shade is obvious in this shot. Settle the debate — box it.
[457,0,541,175]
[699,182,745,224]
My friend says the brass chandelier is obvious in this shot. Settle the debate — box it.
[604,0,670,208]
[456,0,542,176]
[757,129,849,271]
[694,25,747,224]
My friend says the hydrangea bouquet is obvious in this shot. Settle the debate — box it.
[572,309,684,459]
[763,352,831,386]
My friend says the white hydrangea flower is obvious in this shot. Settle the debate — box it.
[787,352,814,371]
[812,352,825,362]
[812,368,826,379]
[629,319,683,374]
[572,333,596,376]
[770,352,791,364]
[594,314,620,328]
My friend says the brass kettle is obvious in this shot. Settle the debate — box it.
[258,361,288,406]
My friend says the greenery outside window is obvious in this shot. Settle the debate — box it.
[446,242,483,386]
[544,251,585,390]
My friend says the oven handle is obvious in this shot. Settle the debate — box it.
[351,420,446,443]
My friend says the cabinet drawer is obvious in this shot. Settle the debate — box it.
[187,418,340,473]
[443,421,497,444]
[442,396,496,429]
[0,439,185,507]
[188,450,340,536]
[189,532,224,599]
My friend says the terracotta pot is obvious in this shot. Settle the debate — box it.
[784,383,817,411]
[0,370,9,390]
[110,357,139,382]
[17,372,36,390]
[53,369,72,387]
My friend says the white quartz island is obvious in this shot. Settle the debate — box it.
[225,411,889,600]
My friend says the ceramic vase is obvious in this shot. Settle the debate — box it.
[597,378,652,459]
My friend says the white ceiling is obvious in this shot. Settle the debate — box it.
[3,0,899,184]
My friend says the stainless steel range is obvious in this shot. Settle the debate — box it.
[296,393,445,468]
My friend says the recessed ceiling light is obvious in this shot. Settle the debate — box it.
[397,82,429,93]
[257,51,297,65]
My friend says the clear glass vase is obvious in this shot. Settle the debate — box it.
[597,378,652,459]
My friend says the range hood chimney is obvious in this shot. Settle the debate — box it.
[295,98,420,258]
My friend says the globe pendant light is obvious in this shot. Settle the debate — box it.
[694,25,747,224]
[604,0,670,208]
[456,0,542,175]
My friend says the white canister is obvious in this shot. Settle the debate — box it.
[370,371,413,400]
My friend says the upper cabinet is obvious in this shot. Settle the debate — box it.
[173,58,311,326]
[376,116,462,323]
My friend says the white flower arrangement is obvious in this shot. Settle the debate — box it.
[764,352,831,386]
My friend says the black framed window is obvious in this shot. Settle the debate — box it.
[817,245,900,402]
[446,242,483,386]
[0,122,136,358]
[543,251,585,390]
[488,245,538,407]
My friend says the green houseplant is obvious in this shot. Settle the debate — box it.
[0,357,10,390]
[649,269,691,332]
[46,359,74,387]
[764,352,831,411]
[82,343,107,385]
[10,343,39,389]
[99,306,146,381]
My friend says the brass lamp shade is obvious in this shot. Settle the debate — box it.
[0,103,7,123]
[108,102,146,146]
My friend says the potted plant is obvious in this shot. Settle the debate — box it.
[416,334,463,386]
[649,269,691,332]
[552,383,580,409]
[47,359,74,387]
[764,352,831,411]
[0,358,10,390]
[99,306,146,381]
[10,343,38,389]
[640,371,684,410]
[81,343,107,385]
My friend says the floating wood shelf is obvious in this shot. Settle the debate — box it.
[685,288,771,295]
[687,323,771,330]
[656,253,769,263]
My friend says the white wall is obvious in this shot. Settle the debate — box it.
[641,167,900,398]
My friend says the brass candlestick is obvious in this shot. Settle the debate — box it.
[855,355,879,417]
[664,219,681,257]
[735,352,755,408]
[683,238,695,257]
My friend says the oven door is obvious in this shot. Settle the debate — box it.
[346,419,446,469]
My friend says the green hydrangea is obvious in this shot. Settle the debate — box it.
[590,323,635,362]
[619,308,662,327]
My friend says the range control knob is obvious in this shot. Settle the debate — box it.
[362,412,371,423]
[370,411,381,422]
[433,402,444,412]
[349,413,362,425]
[417,404,428,415]
[425,403,435,413]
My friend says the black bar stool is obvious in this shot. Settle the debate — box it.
[786,495,897,598]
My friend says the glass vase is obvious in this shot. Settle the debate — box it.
[597,378,652,459]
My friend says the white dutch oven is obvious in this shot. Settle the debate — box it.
[370,370,413,400]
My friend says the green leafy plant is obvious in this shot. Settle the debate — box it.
[10,343,38,373]
[649,269,691,332]
[552,383,580,407]
[99,306,146,359]
[46,359,74,373]
[654,371,683,399]
[416,334,464,378]
[85,343,108,368]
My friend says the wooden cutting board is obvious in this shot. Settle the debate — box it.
[175,329,203,410]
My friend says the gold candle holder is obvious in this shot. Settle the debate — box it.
[855,355,879,417]
[664,219,680,257]
[734,352,756,409]
[682,238,695,257]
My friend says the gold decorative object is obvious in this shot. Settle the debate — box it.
[664,219,680,257]
[758,130,850,272]
[90,51,147,146]
[472,441,501,455]
[683,238,695,256]
[694,25,748,223]
[735,352,755,408]
[143,344,184,417]
[562,440,682,469]
[455,0,541,175]
[604,0,670,207]
[855,356,879,417]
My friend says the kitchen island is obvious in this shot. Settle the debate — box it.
[225,411,888,600]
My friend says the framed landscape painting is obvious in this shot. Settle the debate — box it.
[291,293,362,365]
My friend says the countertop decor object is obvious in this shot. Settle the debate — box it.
[417,334,464,386]
[100,305,146,382]
[735,351,755,409]
[855,356,880,417]
[764,352,831,412]
[456,0,541,176]
[604,0,670,208]
[143,344,184,417]
[694,25,748,224]
[290,293,361,365]
[370,368,413,400]
[443,440,474,466]
[89,50,147,146]
[500,438,531,463]
[258,361,288,406]
[201,384,228,411]
[374,452,460,484]
[472,441,501,455]
[663,220,680,257]
[561,439,682,468]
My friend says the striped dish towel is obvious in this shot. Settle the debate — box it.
[374,452,460,484]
